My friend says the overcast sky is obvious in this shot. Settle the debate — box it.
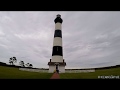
[0,11,120,69]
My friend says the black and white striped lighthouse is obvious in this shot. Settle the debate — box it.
[48,14,66,73]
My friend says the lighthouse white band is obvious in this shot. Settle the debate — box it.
[51,56,63,62]
[53,37,62,46]
[55,23,61,30]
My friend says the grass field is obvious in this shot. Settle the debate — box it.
[60,67,120,79]
[0,66,53,79]
[0,66,120,79]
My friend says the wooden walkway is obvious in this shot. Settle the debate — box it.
[50,72,60,79]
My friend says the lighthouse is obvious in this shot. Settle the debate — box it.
[48,14,66,73]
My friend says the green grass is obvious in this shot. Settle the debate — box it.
[0,66,120,79]
[60,67,120,79]
[0,66,53,79]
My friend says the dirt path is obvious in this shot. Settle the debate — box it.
[50,72,60,79]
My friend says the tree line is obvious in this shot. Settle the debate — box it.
[9,57,33,68]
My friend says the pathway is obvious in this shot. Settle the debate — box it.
[50,72,60,79]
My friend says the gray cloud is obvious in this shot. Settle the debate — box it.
[0,11,120,69]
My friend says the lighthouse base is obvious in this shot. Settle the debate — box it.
[48,61,66,73]
[48,65,65,73]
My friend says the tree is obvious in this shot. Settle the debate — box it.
[19,61,25,67]
[29,64,33,68]
[9,57,13,65]
[9,57,17,65]
[25,63,33,68]
[25,63,30,67]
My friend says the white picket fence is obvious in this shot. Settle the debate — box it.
[65,69,95,73]
[19,68,95,73]
[19,68,48,73]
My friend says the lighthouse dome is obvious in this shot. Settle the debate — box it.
[54,14,63,23]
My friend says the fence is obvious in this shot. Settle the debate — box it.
[65,69,95,73]
[19,68,95,73]
[19,68,48,73]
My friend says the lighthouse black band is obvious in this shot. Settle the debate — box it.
[54,30,62,38]
[52,46,63,56]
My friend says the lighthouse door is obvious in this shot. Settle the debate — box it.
[56,64,59,73]
[56,64,58,70]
